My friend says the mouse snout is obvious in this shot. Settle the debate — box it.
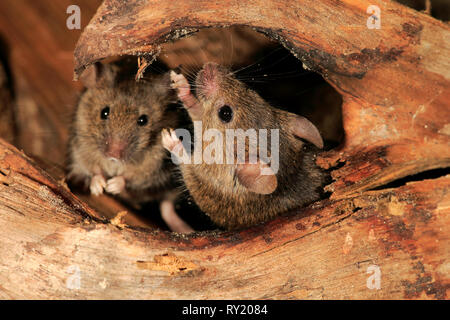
[104,137,127,160]
[202,62,219,78]
[196,62,220,98]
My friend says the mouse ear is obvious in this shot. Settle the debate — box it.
[288,115,324,149]
[236,161,278,195]
[79,62,118,88]
[152,72,172,95]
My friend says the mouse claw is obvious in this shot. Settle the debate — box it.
[170,71,191,96]
[162,128,190,164]
[90,174,106,196]
[169,71,201,119]
[161,128,181,152]
[105,176,126,195]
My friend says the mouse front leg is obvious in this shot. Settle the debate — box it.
[170,70,202,120]
[105,175,126,195]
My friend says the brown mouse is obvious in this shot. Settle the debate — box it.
[162,62,326,230]
[68,63,193,232]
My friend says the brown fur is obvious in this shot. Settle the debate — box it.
[68,71,180,204]
[174,63,326,230]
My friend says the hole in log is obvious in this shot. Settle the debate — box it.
[67,27,344,233]
[352,206,362,213]
[370,167,450,191]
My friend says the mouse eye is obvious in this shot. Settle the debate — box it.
[100,106,110,120]
[137,115,148,126]
[218,105,233,123]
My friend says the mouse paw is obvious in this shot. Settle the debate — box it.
[170,70,192,100]
[161,128,182,152]
[170,71,202,118]
[162,129,190,163]
[105,176,126,195]
[90,174,106,196]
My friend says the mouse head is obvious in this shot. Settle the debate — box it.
[76,63,173,163]
[194,63,322,147]
[191,62,323,195]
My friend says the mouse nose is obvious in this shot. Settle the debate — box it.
[105,138,127,160]
[199,62,218,83]
[197,62,220,98]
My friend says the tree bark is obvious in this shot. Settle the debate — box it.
[0,0,448,299]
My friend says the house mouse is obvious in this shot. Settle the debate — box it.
[162,62,326,230]
[68,62,194,233]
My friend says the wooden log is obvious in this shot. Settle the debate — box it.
[0,0,448,299]
[0,138,448,299]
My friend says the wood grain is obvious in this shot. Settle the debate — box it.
[0,0,448,299]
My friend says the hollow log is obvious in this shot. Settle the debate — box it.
[0,0,449,299]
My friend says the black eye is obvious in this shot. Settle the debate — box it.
[100,106,110,120]
[218,105,233,123]
[137,115,148,126]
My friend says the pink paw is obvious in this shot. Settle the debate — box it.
[170,70,191,100]
[105,176,126,195]
[170,70,202,120]
[161,129,182,152]
[90,174,106,196]
[161,129,190,164]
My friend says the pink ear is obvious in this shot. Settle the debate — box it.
[289,115,324,149]
[236,161,277,195]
